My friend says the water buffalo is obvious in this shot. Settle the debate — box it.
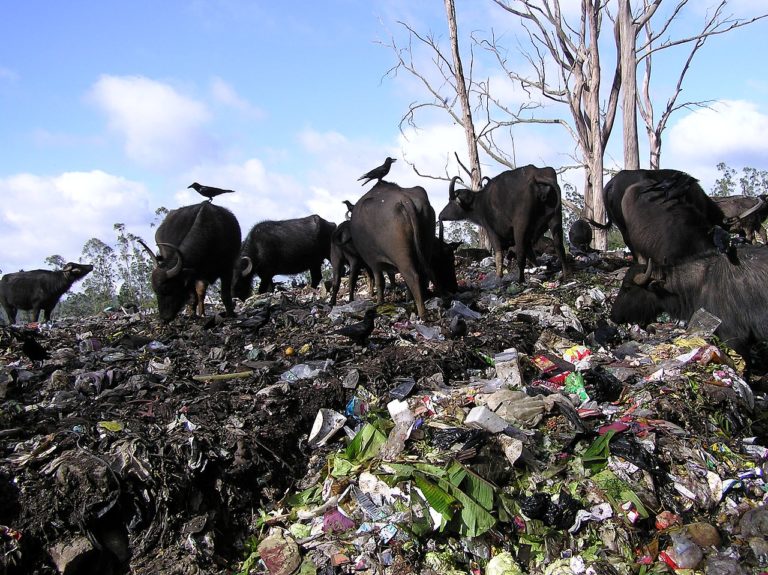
[0,262,93,323]
[233,215,336,299]
[568,219,593,254]
[438,165,568,283]
[350,181,441,319]
[589,169,726,265]
[713,194,768,244]
[610,245,768,369]
[142,202,241,321]
[330,220,459,307]
[329,220,394,306]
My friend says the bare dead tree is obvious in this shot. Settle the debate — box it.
[636,1,768,169]
[489,0,621,249]
[445,0,482,191]
[617,0,661,169]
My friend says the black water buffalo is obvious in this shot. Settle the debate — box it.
[714,194,768,244]
[350,181,442,319]
[330,220,459,307]
[438,165,568,283]
[329,220,394,306]
[568,219,593,254]
[590,169,726,265]
[610,245,768,368]
[143,202,241,321]
[233,215,336,299]
[0,262,93,323]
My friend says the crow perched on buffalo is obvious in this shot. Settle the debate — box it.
[188,182,236,202]
[357,157,396,186]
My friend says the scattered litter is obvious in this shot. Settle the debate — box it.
[2,251,767,574]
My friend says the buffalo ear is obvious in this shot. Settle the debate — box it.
[456,189,475,209]
[447,241,462,251]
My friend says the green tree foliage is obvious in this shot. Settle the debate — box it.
[712,163,768,197]
[80,237,117,313]
[44,255,67,270]
[113,223,155,309]
[443,221,481,247]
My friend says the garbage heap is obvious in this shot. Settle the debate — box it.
[1,252,766,575]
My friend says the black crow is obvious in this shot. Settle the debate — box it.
[238,305,272,333]
[448,315,467,339]
[342,200,355,219]
[357,157,396,186]
[188,182,236,201]
[10,328,50,361]
[334,308,377,346]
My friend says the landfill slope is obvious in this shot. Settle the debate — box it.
[1,251,767,574]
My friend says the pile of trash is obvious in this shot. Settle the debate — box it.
[1,251,767,575]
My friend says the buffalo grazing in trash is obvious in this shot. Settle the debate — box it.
[233,215,336,300]
[141,201,241,322]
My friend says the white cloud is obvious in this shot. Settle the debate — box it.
[299,129,349,154]
[0,66,18,82]
[667,100,768,183]
[210,77,264,119]
[177,158,308,234]
[0,170,155,273]
[88,75,214,171]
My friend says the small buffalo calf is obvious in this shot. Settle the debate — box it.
[0,262,93,323]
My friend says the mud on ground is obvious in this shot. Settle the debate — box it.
[1,252,766,574]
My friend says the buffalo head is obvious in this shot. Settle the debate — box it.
[232,256,255,301]
[140,240,188,322]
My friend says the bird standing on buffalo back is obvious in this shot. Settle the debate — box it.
[357,157,396,186]
[188,182,236,202]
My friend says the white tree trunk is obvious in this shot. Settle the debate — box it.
[619,0,640,170]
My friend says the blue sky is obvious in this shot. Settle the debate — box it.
[1,1,767,274]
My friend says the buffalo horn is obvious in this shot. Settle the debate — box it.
[480,176,491,189]
[736,196,766,220]
[632,258,654,285]
[137,239,159,266]
[240,256,253,277]
[156,243,183,278]
[449,176,463,201]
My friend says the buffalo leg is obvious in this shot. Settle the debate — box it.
[348,261,362,303]
[549,220,569,279]
[2,304,17,324]
[513,225,530,283]
[329,253,344,306]
[195,280,207,316]
[494,250,505,278]
[218,273,236,316]
[257,276,273,294]
[374,269,386,304]
[31,306,43,323]
[309,264,322,289]
[400,269,427,319]
[43,305,56,322]
[329,268,343,306]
